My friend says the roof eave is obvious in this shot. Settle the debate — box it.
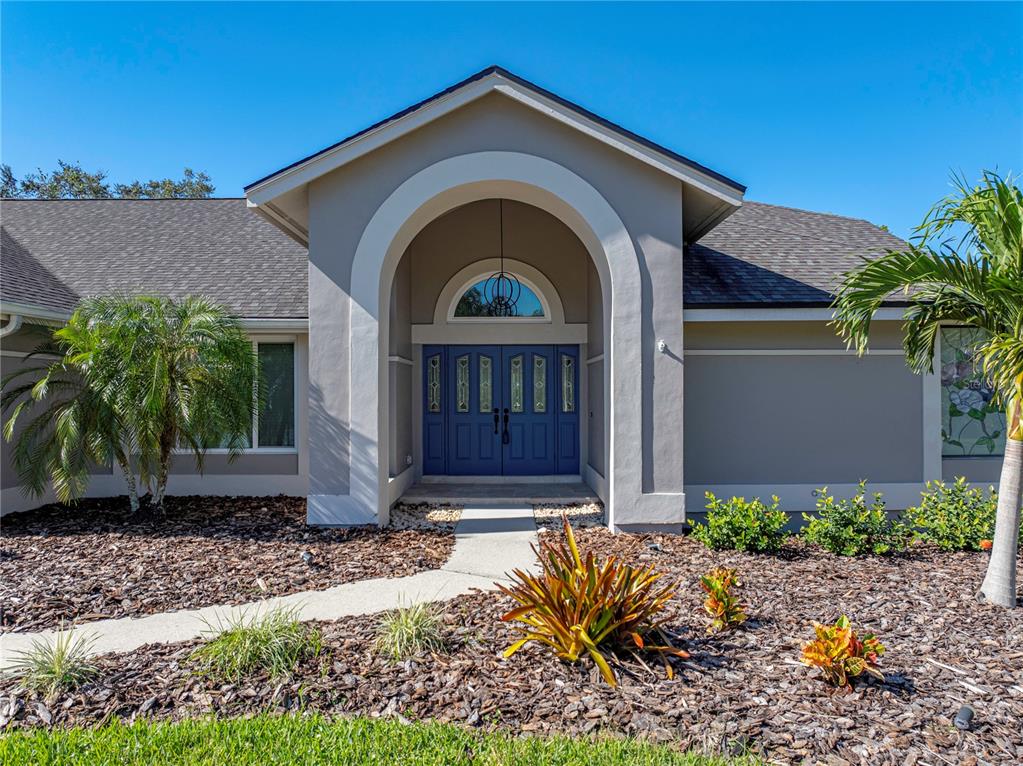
[245,67,745,212]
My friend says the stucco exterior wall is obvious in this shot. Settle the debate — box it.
[943,457,1002,484]
[307,93,686,525]
[682,320,930,511]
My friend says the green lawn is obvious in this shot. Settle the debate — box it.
[0,713,760,766]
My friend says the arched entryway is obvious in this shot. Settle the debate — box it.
[343,151,643,528]
[394,202,593,479]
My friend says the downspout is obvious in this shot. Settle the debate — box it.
[0,313,23,338]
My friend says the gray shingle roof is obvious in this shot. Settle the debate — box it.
[685,201,908,307]
[1,198,905,317]
[1,198,308,318]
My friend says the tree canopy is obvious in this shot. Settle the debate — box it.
[1,160,215,199]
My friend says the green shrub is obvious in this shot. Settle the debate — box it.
[692,492,789,552]
[908,478,999,551]
[190,605,321,681]
[8,628,97,698]
[802,482,910,555]
[374,600,446,661]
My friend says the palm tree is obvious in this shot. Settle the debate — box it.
[2,314,142,511]
[3,295,258,512]
[832,171,1022,607]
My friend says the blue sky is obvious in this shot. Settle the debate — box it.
[2,1,1020,237]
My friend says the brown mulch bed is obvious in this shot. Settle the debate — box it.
[2,529,1021,764]
[0,496,454,633]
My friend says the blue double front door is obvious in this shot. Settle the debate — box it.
[423,345,579,475]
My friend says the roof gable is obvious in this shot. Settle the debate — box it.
[245,66,745,222]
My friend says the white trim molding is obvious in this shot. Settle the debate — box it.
[438,258,559,324]
[683,307,907,322]
[683,348,904,356]
[685,482,928,514]
[246,70,743,209]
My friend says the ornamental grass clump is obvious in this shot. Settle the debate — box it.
[802,482,910,555]
[190,605,321,681]
[8,628,97,698]
[693,493,789,553]
[908,478,1005,551]
[800,615,885,688]
[498,515,687,688]
[374,600,446,661]
[699,567,747,633]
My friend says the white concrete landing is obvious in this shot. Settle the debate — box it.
[0,504,538,669]
[401,480,598,505]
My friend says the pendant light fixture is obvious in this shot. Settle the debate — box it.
[482,199,521,316]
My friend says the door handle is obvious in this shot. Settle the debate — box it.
[502,408,510,444]
[493,408,499,434]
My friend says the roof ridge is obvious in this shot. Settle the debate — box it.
[743,199,883,228]
[708,217,903,250]
[244,64,745,194]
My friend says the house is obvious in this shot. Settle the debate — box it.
[0,67,1004,527]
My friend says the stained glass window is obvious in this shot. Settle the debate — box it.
[427,355,441,413]
[456,355,470,413]
[510,355,524,413]
[561,354,575,413]
[941,328,1005,456]
[479,356,492,413]
[533,355,547,413]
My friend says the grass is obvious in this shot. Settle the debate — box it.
[7,629,97,698]
[0,714,763,766]
[189,606,321,681]
[374,600,446,661]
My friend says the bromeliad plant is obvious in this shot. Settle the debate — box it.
[800,615,885,688]
[498,515,688,688]
[699,567,747,633]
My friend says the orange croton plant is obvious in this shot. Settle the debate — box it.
[800,615,885,688]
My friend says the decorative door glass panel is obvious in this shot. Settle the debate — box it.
[510,354,524,412]
[561,354,575,412]
[479,356,492,413]
[533,355,547,413]
[456,355,470,413]
[427,355,441,413]
[940,327,1006,456]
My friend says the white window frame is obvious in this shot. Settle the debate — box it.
[446,271,552,323]
[173,335,298,454]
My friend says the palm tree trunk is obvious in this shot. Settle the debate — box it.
[980,424,1022,608]
[118,459,140,514]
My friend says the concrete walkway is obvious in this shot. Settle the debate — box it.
[0,505,538,669]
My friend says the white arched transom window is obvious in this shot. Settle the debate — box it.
[451,275,547,319]
[439,259,561,324]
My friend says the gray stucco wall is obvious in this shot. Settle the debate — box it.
[682,321,925,499]
[402,199,592,324]
[307,93,686,519]
[943,457,1003,484]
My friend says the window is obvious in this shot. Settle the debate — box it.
[533,354,547,413]
[452,278,546,318]
[257,343,295,448]
[941,328,1005,456]
[427,354,441,413]
[456,354,470,413]
[561,354,575,413]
